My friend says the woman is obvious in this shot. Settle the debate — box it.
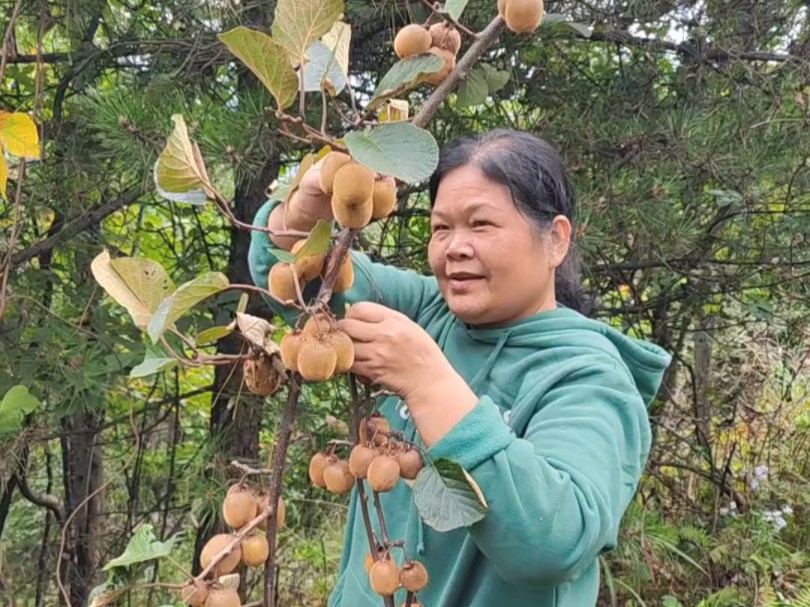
[248,129,672,607]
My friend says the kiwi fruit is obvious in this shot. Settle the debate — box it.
[323,458,355,494]
[319,152,352,194]
[203,587,240,607]
[181,581,209,606]
[349,444,377,479]
[243,355,283,397]
[424,47,456,86]
[396,447,424,480]
[400,560,429,592]
[297,335,338,381]
[360,414,390,447]
[280,331,303,372]
[332,255,354,293]
[367,455,401,492]
[328,329,355,374]
[268,263,300,304]
[503,0,545,33]
[256,492,286,530]
[222,487,258,530]
[371,176,397,220]
[332,163,376,208]
[308,452,328,488]
[429,23,462,54]
[332,195,373,230]
[200,534,242,575]
[303,312,333,336]
[394,24,432,58]
[369,559,400,596]
[291,239,326,281]
[241,534,270,567]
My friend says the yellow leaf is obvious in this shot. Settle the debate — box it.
[0,152,7,200]
[0,112,40,158]
[320,21,351,76]
[218,27,298,110]
[272,0,344,65]
[90,250,175,330]
[154,115,210,204]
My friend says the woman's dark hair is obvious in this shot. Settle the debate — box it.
[428,128,592,316]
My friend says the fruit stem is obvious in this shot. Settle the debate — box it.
[263,375,302,607]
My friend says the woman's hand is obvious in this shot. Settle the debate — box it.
[338,302,446,400]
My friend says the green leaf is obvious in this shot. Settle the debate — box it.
[456,67,489,107]
[294,219,333,260]
[218,27,299,109]
[372,54,445,102]
[103,524,174,571]
[480,63,511,93]
[147,272,230,342]
[344,123,439,184]
[0,385,40,435]
[91,250,175,330]
[270,248,296,263]
[444,0,471,20]
[412,458,487,532]
[272,0,344,64]
[195,325,233,345]
[302,41,348,94]
[540,13,593,38]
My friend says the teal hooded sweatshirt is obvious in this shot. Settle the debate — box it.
[248,200,672,607]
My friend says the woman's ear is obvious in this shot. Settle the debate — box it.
[549,215,572,267]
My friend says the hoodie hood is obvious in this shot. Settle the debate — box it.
[463,306,673,407]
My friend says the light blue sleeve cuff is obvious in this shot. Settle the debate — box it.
[426,395,515,470]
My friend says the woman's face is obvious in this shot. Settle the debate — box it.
[428,164,570,328]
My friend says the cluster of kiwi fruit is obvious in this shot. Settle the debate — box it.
[498,0,545,33]
[180,483,286,606]
[393,21,462,87]
[308,413,424,494]
[279,312,354,381]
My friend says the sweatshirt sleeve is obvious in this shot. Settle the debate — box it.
[248,199,440,325]
[425,356,652,587]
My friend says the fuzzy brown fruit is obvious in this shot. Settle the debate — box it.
[394,24,432,58]
[371,176,397,220]
[181,581,209,606]
[332,194,373,230]
[396,447,424,480]
[349,444,377,479]
[291,239,326,281]
[297,335,338,381]
[369,559,400,596]
[323,458,355,494]
[333,163,376,209]
[309,452,329,488]
[203,587,240,607]
[280,331,303,372]
[332,256,354,293]
[257,493,286,530]
[328,329,355,374]
[424,47,456,86]
[429,23,462,54]
[367,455,401,492]
[303,312,333,336]
[268,263,300,304]
[360,414,390,447]
[200,534,242,575]
[400,560,429,592]
[243,355,283,397]
[241,534,270,567]
[222,488,258,530]
[319,151,352,194]
[503,0,545,33]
